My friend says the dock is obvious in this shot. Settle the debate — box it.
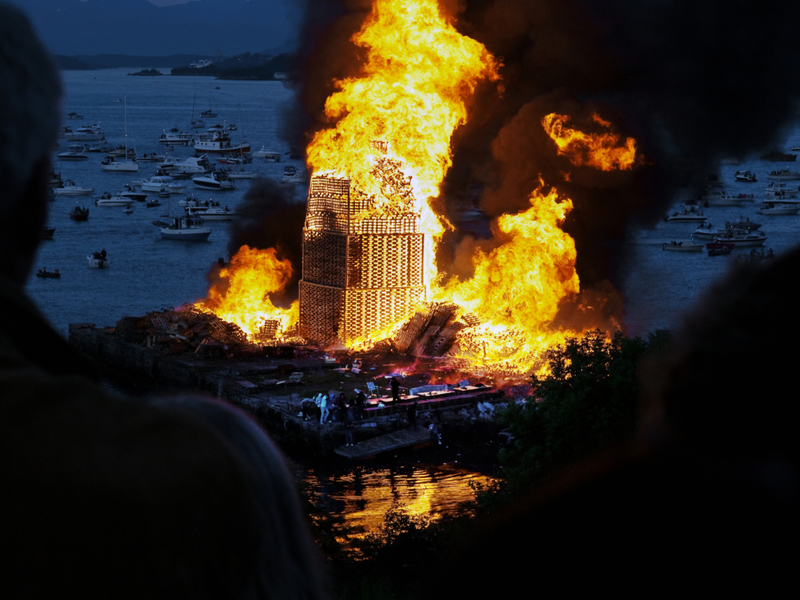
[334,426,434,459]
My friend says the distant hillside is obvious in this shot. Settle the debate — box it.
[54,56,96,71]
[71,54,216,69]
[171,52,290,80]
[6,0,300,56]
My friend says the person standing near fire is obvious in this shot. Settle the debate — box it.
[391,376,400,403]
[0,5,328,598]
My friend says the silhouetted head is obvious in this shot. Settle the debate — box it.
[0,3,62,283]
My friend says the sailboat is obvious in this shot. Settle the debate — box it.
[189,90,204,129]
[101,97,138,172]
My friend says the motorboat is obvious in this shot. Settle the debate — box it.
[194,129,250,155]
[64,124,105,142]
[69,204,90,221]
[281,165,307,185]
[158,214,212,241]
[757,200,800,215]
[734,170,757,182]
[47,170,63,189]
[692,223,723,240]
[713,228,768,247]
[66,112,83,120]
[225,168,259,179]
[199,109,218,119]
[137,152,166,163]
[665,206,707,222]
[766,169,800,180]
[119,184,148,202]
[662,240,704,252]
[253,146,281,161]
[141,175,186,194]
[764,182,799,197]
[192,170,236,190]
[87,250,110,268]
[95,192,133,207]
[216,155,252,165]
[707,242,734,256]
[725,217,761,231]
[145,198,161,208]
[190,203,237,221]
[106,146,136,159]
[122,206,134,214]
[703,192,753,206]
[35,268,61,278]
[54,180,93,196]
[101,156,138,172]
[158,130,194,145]
[160,156,209,176]
[56,149,88,161]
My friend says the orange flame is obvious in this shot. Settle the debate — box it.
[196,245,298,338]
[542,112,637,171]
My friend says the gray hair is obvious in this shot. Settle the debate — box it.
[0,3,62,204]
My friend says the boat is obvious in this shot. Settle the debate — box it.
[66,112,83,120]
[56,149,88,161]
[665,206,707,222]
[713,228,768,247]
[35,268,61,278]
[141,175,186,194]
[735,170,757,182]
[703,192,753,206]
[281,165,307,185]
[137,152,166,163]
[193,129,250,155]
[757,200,800,215]
[725,217,761,231]
[662,240,704,252]
[101,98,138,172]
[707,242,734,256]
[158,130,193,145]
[766,169,800,180]
[160,156,209,176]
[101,156,138,172]
[69,204,90,221]
[122,206,134,214]
[764,182,799,197]
[158,214,212,242]
[53,180,93,196]
[95,192,133,207]
[47,170,63,189]
[119,184,148,202]
[192,170,236,190]
[41,227,55,240]
[692,223,723,240]
[225,168,259,179]
[64,124,105,142]
[87,250,110,268]
[199,109,217,119]
[253,146,281,161]
[191,204,237,221]
[145,198,162,208]
[760,151,796,162]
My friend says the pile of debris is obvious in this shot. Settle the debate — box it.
[114,306,253,358]
[391,303,479,357]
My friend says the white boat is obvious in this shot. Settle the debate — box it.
[764,182,799,197]
[713,228,768,247]
[64,124,105,142]
[141,175,186,194]
[766,169,800,180]
[665,206,707,222]
[225,168,259,179]
[160,155,209,175]
[704,192,753,206]
[87,250,110,268]
[136,152,165,163]
[253,146,281,161]
[662,240,704,252]
[56,150,88,161]
[757,200,800,215]
[158,130,193,145]
[193,171,236,190]
[692,223,723,240]
[95,192,133,207]
[734,170,757,182]
[119,184,148,202]
[101,156,139,172]
[191,204,237,221]
[53,180,93,196]
[194,129,250,155]
[281,165,307,185]
[158,215,212,241]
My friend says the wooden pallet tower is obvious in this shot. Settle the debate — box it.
[298,173,426,345]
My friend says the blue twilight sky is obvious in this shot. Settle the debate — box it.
[11,0,300,56]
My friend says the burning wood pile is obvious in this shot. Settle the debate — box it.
[114,307,256,358]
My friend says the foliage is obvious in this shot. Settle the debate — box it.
[497,329,670,495]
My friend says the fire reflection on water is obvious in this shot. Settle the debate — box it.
[301,464,496,552]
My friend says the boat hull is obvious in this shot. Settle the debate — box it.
[160,227,212,241]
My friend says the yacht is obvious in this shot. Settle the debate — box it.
[158,130,193,145]
[158,214,212,241]
[253,147,281,161]
[64,124,105,142]
[54,180,93,196]
[141,175,186,194]
[95,192,133,207]
[193,170,236,190]
[767,169,800,180]
[757,200,800,215]
[194,129,250,155]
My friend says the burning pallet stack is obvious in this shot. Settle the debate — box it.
[391,302,479,358]
[298,173,426,345]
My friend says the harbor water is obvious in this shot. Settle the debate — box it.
[27,68,800,535]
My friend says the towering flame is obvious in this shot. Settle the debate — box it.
[196,0,637,377]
